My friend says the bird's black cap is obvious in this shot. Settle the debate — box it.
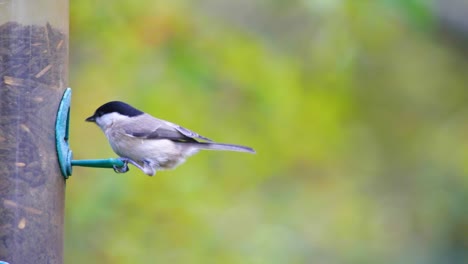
[85,101,144,122]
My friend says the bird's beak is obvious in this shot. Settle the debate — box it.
[85,116,96,122]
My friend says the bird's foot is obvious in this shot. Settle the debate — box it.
[113,158,129,173]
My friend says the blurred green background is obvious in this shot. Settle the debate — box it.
[66,0,468,263]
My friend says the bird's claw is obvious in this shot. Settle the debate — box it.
[113,159,129,173]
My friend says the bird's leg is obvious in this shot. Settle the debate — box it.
[119,158,147,172]
[115,158,156,176]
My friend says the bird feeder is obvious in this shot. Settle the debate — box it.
[0,1,68,263]
[1,2,129,263]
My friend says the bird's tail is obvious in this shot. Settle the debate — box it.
[190,142,256,153]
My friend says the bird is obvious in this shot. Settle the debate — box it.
[85,101,255,176]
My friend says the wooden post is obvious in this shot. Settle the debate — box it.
[0,1,68,263]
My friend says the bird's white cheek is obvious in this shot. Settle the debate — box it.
[95,112,128,130]
[95,117,111,130]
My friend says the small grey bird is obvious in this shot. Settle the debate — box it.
[86,101,255,176]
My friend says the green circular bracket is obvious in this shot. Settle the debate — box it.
[55,88,126,179]
[56,88,73,178]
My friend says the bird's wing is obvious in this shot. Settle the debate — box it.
[124,115,213,142]
[163,120,213,142]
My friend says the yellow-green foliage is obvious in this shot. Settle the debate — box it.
[66,1,468,263]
